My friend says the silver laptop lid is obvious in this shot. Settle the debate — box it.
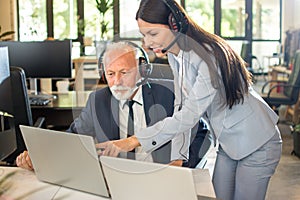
[100,156,199,200]
[20,125,110,197]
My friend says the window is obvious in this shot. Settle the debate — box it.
[53,0,78,40]
[84,0,113,41]
[221,0,246,38]
[252,0,281,40]
[185,0,214,34]
[119,0,141,39]
[18,0,47,41]
[17,0,282,62]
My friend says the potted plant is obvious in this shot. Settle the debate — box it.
[0,26,15,41]
[95,0,113,40]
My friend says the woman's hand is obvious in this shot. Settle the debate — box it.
[95,136,140,157]
[16,151,34,171]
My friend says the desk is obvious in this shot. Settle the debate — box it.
[0,167,216,199]
[264,54,283,67]
[270,66,291,80]
[0,167,108,199]
[31,91,92,130]
[269,66,291,93]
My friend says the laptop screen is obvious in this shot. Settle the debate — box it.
[19,125,110,197]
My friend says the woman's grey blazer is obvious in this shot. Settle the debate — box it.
[136,50,279,160]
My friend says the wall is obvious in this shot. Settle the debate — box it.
[283,0,300,31]
[281,0,300,52]
[0,0,17,40]
[294,0,300,28]
[282,0,294,34]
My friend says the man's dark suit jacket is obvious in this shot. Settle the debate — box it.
[68,80,176,164]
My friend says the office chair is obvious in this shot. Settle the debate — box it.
[241,42,266,82]
[149,63,174,80]
[3,66,45,164]
[261,50,300,113]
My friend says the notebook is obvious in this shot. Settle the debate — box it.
[19,125,110,197]
[100,156,217,200]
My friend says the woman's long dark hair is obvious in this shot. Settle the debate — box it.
[136,0,252,109]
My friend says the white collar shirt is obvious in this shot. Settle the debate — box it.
[119,87,153,162]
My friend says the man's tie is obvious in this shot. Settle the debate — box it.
[127,100,135,159]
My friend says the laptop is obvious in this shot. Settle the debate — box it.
[100,156,217,200]
[19,125,110,197]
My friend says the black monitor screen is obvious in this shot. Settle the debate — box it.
[0,47,17,161]
[0,40,72,78]
[0,47,14,115]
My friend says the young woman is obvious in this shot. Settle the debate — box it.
[97,0,282,199]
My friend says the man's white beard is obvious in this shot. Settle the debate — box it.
[110,85,138,100]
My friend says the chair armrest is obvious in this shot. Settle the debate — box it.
[33,117,46,128]
[266,84,300,97]
[261,80,288,93]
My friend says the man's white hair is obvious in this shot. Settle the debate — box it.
[102,41,139,70]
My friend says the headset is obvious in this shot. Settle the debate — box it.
[98,41,152,87]
[161,0,189,53]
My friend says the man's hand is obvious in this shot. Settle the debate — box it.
[95,136,140,157]
[16,151,34,171]
[169,160,183,167]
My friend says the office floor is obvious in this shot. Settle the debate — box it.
[203,77,300,200]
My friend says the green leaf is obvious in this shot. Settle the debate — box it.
[95,0,113,39]
[96,0,113,15]
[294,124,300,132]
[0,31,15,39]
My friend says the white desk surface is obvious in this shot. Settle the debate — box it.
[0,167,108,200]
[0,167,215,199]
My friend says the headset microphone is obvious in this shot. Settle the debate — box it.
[135,79,144,88]
[161,34,181,53]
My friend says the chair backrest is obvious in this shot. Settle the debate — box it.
[10,66,33,126]
[283,50,300,101]
[149,63,174,80]
[240,42,249,62]
[4,66,33,162]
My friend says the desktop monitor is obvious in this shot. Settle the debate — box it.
[0,47,17,161]
[0,40,72,78]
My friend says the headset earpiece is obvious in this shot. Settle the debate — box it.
[136,49,152,87]
[138,57,152,79]
[161,0,189,53]
[168,13,178,32]
[163,0,188,34]
[98,50,107,84]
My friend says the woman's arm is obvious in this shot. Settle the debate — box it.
[95,135,140,156]
[97,54,217,156]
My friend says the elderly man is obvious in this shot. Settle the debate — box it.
[17,41,198,170]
